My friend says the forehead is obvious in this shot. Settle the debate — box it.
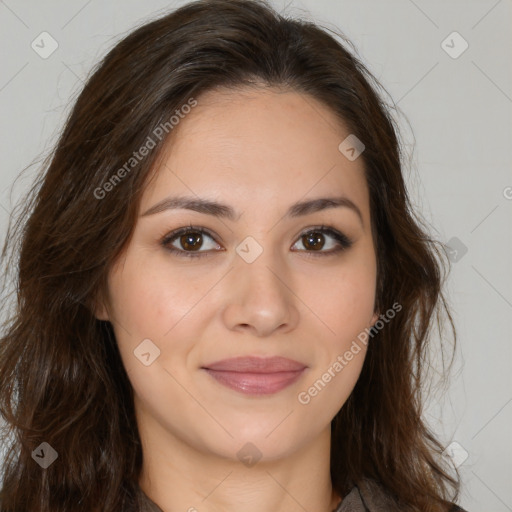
[141,86,370,224]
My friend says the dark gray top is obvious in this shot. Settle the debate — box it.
[137,477,467,512]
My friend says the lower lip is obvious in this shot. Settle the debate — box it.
[203,368,306,395]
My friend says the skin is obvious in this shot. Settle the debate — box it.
[95,86,379,512]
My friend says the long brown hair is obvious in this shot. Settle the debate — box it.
[0,0,461,510]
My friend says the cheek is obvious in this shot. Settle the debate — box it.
[106,253,211,376]
[108,253,197,335]
[322,264,375,404]
[316,264,376,332]
[297,340,367,425]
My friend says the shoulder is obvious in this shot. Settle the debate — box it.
[353,478,468,512]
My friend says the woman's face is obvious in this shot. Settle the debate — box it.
[97,87,378,462]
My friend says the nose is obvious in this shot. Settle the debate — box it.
[220,249,300,338]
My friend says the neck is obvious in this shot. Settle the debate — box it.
[137,410,341,512]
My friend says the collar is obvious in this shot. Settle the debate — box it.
[139,478,398,512]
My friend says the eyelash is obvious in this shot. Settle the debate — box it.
[160,224,353,259]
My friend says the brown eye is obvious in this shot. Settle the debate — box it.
[161,226,220,258]
[179,232,203,251]
[291,226,353,256]
[301,231,326,251]
[161,225,353,260]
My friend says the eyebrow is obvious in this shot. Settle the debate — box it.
[141,195,364,225]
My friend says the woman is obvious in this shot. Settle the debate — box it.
[0,0,467,511]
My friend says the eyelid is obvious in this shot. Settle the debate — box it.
[160,224,353,259]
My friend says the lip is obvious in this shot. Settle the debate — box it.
[202,356,307,395]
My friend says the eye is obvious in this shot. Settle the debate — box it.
[291,225,353,256]
[161,224,353,259]
[161,224,221,259]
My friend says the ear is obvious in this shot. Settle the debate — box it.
[94,302,110,321]
[370,311,379,327]
[88,290,110,321]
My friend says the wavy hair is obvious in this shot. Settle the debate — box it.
[0,0,461,510]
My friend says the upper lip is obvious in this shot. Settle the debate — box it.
[202,356,307,373]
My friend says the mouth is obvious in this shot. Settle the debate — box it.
[201,356,307,396]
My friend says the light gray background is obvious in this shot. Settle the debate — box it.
[0,1,511,511]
